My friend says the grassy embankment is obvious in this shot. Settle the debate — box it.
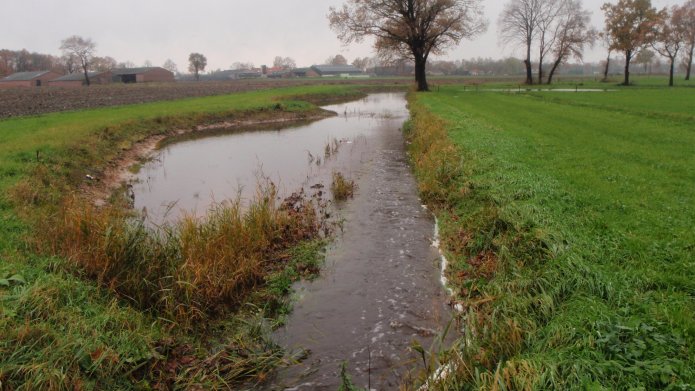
[0,84,371,389]
[407,85,694,389]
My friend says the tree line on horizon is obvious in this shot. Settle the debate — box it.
[329,0,694,89]
[2,0,693,88]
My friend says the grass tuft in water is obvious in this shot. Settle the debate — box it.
[331,172,356,201]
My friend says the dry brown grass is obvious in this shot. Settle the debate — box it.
[35,182,324,327]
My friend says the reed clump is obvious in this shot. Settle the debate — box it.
[404,105,464,208]
[36,182,324,328]
[331,172,356,201]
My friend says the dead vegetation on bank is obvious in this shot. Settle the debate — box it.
[404,95,508,388]
[34,181,325,327]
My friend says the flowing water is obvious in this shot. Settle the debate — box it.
[131,93,454,389]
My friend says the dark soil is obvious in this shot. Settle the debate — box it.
[0,78,432,119]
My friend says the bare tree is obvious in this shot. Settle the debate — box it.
[634,48,655,74]
[283,57,297,69]
[188,53,207,81]
[163,59,178,74]
[231,62,255,70]
[546,0,596,84]
[0,49,62,76]
[352,56,370,71]
[92,56,117,72]
[682,0,695,80]
[60,53,78,74]
[273,56,296,69]
[60,35,96,86]
[652,5,688,86]
[536,0,566,84]
[598,30,614,80]
[601,0,664,85]
[0,50,14,77]
[329,0,486,91]
[13,49,32,72]
[325,54,348,65]
[500,0,542,84]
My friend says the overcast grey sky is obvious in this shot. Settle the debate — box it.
[3,0,684,71]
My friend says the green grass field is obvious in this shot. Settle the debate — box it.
[410,85,694,389]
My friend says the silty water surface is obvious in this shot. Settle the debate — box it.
[130,94,454,389]
[265,95,453,390]
[133,94,405,222]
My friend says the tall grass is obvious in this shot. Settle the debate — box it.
[35,181,324,328]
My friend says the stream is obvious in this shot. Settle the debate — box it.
[131,93,454,389]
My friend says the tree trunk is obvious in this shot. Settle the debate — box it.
[82,63,91,86]
[669,57,674,87]
[547,58,562,84]
[538,42,544,84]
[623,50,631,86]
[195,69,200,81]
[414,55,429,91]
[525,40,533,85]
[686,45,693,81]
[603,53,611,81]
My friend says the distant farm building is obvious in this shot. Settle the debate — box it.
[48,71,112,87]
[111,67,174,83]
[310,65,365,77]
[0,71,61,88]
[199,69,262,81]
[234,69,263,79]
[290,67,320,78]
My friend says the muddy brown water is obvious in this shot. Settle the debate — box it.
[131,93,454,389]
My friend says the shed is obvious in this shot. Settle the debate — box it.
[290,67,320,78]
[0,71,62,88]
[310,65,365,77]
[111,67,174,83]
[235,70,263,79]
[48,71,112,87]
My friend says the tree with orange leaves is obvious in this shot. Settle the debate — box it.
[652,4,689,86]
[601,0,664,86]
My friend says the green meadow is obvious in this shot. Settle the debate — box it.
[410,84,694,389]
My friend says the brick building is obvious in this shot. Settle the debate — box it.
[0,71,62,88]
[111,67,174,83]
[48,71,112,87]
[310,65,364,77]
[290,67,320,78]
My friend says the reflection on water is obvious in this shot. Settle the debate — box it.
[131,93,409,223]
